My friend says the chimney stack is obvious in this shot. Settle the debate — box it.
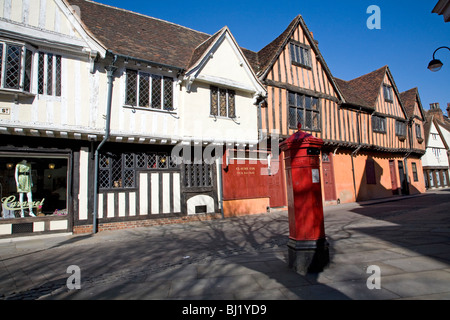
[447,103,450,118]
[429,103,444,121]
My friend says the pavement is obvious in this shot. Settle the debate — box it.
[0,188,450,302]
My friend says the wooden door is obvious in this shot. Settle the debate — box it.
[322,152,336,201]
[389,160,399,195]
[268,153,287,208]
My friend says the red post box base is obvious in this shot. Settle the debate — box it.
[287,238,329,275]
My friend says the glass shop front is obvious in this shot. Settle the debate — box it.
[0,155,69,221]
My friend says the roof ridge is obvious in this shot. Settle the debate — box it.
[346,65,387,84]
[84,0,211,37]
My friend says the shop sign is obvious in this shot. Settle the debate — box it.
[1,195,45,211]
[0,107,10,115]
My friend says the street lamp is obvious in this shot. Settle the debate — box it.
[428,46,450,72]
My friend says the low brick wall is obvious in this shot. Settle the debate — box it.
[73,213,223,234]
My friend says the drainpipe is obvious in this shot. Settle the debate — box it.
[93,56,117,234]
[402,118,414,195]
[350,108,363,201]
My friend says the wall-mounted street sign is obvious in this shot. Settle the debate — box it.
[1,107,11,115]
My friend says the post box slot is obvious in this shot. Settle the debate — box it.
[307,148,320,155]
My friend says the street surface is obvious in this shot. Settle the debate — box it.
[0,189,449,302]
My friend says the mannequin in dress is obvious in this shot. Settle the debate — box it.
[15,160,36,217]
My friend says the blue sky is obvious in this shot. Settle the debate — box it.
[93,0,449,113]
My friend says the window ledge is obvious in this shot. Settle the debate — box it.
[0,88,35,98]
[123,105,177,115]
[291,61,312,70]
[209,115,237,121]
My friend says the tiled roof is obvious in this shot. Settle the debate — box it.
[66,0,211,69]
[256,16,299,77]
[399,87,425,120]
[334,66,388,110]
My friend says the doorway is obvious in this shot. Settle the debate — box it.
[322,152,336,202]
[389,160,398,195]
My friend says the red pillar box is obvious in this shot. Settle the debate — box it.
[280,124,329,275]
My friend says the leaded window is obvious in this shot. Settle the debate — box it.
[125,69,174,111]
[37,52,62,97]
[372,115,386,133]
[99,152,178,190]
[0,42,33,92]
[183,163,213,188]
[288,92,320,131]
[210,86,236,118]
[415,124,422,139]
[383,84,393,102]
[395,120,406,137]
[290,42,311,68]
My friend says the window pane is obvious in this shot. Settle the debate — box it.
[163,76,173,111]
[139,73,150,107]
[24,49,32,92]
[290,43,296,62]
[5,45,21,89]
[289,107,297,128]
[297,108,304,127]
[151,75,161,109]
[305,96,312,110]
[111,156,123,188]
[47,53,53,95]
[210,86,218,116]
[311,98,319,110]
[38,53,45,94]
[0,44,3,85]
[55,55,61,96]
[125,70,137,106]
[228,90,235,118]
[296,94,303,107]
[288,92,296,106]
[305,110,312,129]
[312,111,320,130]
[219,88,227,117]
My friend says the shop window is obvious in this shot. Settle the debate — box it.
[0,156,68,219]
[99,152,178,190]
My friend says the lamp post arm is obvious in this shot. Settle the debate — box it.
[433,46,450,59]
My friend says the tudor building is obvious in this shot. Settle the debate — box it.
[0,0,266,237]
[0,0,428,238]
